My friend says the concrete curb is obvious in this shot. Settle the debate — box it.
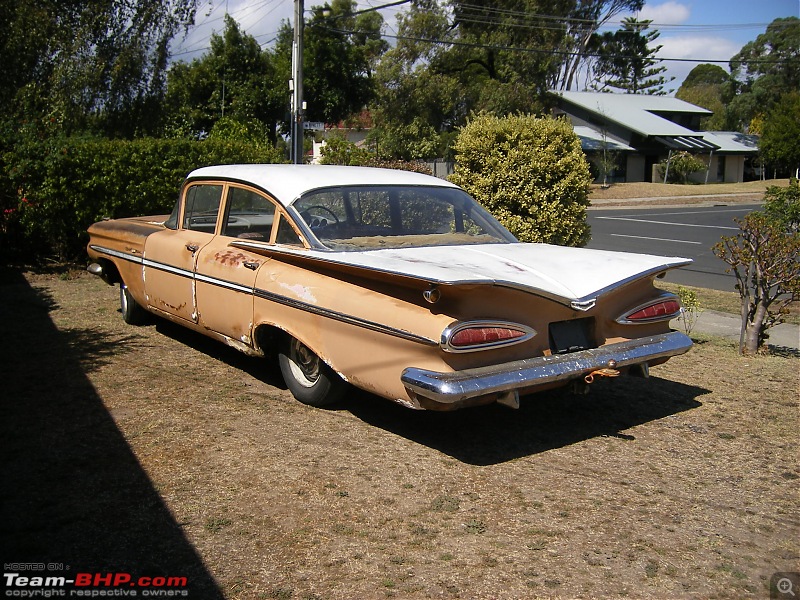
[672,310,800,350]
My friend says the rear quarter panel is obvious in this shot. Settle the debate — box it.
[251,254,676,404]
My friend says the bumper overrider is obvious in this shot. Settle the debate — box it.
[401,331,692,410]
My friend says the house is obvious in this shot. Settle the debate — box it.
[311,110,373,163]
[552,91,759,184]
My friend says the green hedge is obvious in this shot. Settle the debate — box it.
[3,137,282,262]
[449,114,592,247]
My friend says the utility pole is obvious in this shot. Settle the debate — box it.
[291,0,305,164]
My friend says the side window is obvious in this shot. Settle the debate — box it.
[222,187,276,240]
[275,215,303,246]
[164,195,181,230]
[183,185,223,232]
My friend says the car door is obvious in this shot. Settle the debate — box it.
[194,184,279,341]
[143,183,223,323]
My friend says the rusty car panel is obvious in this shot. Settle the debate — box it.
[87,164,692,410]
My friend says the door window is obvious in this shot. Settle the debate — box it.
[222,187,277,240]
[183,185,223,232]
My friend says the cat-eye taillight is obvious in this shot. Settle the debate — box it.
[441,321,536,353]
[617,295,681,324]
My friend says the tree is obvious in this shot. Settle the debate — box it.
[371,0,570,160]
[676,64,732,130]
[0,0,200,137]
[657,151,706,184]
[557,0,644,90]
[759,92,800,177]
[319,132,371,165]
[712,203,800,355]
[275,0,387,126]
[444,0,570,100]
[370,1,461,159]
[727,16,800,131]
[164,15,284,142]
[591,17,673,95]
[681,63,730,88]
[764,179,800,232]
[449,114,592,247]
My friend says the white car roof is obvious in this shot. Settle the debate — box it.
[187,164,460,208]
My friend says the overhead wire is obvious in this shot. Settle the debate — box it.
[171,0,286,57]
[171,1,794,65]
[319,24,795,66]
[454,1,787,31]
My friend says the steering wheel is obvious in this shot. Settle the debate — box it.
[301,205,340,226]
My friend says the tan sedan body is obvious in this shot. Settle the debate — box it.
[87,165,692,410]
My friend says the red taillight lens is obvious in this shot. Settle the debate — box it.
[443,321,536,352]
[624,299,681,322]
[450,327,526,347]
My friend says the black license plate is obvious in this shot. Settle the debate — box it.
[549,318,595,354]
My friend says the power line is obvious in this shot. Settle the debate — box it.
[318,0,412,21]
[172,0,285,56]
[322,24,795,66]
[455,1,792,31]
[171,0,407,58]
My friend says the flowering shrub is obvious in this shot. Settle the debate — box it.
[449,114,591,246]
[657,151,706,184]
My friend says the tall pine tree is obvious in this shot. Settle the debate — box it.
[591,17,673,95]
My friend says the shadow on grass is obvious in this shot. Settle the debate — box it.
[142,303,708,467]
[87,275,708,468]
[0,270,224,597]
[343,373,708,466]
[152,319,287,390]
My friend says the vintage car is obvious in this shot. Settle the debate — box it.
[87,164,692,410]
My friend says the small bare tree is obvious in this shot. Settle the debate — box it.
[712,212,800,354]
[676,286,702,337]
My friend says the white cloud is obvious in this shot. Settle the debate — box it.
[657,35,740,61]
[653,35,742,90]
[639,1,691,25]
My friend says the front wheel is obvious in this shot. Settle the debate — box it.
[120,282,147,325]
[278,336,348,407]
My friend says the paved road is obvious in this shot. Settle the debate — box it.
[586,204,761,292]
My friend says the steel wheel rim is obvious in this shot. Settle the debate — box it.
[288,339,320,388]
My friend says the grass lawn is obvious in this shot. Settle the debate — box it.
[590,179,790,201]
[2,271,797,599]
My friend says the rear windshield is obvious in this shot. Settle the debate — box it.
[292,185,516,251]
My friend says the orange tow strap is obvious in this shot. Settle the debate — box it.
[584,368,620,384]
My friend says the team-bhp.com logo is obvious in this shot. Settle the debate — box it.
[4,570,189,597]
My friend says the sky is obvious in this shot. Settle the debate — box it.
[632,0,800,91]
[171,0,800,93]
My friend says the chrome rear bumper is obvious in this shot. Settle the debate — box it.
[401,331,692,407]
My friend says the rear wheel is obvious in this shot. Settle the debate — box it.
[278,336,347,407]
[120,282,147,325]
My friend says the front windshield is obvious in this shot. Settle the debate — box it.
[292,185,516,251]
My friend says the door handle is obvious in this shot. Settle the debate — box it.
[243,261,259,270]
[186,244,199,253]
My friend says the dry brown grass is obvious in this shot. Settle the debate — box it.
[590,179,789,206]
[3,270,798,599]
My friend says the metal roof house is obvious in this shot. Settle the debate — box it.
[552,91,759,184]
